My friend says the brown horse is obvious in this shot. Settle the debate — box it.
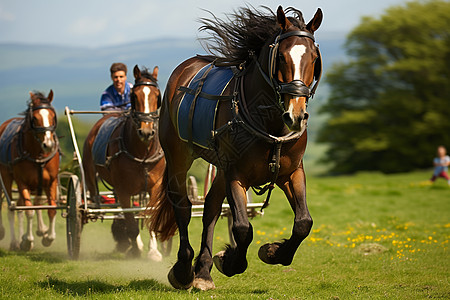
[146,6,322,290]
[83,65,166,259]
[0,91,60,251]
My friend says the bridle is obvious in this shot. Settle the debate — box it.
[130,80,161,126]
[253,30,323,110]
[28,103,57,134]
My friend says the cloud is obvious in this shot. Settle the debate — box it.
[0,6,15,21]
[69,16,108,36]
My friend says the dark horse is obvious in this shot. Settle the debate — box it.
[146,6,323,290]
[83,65,166,259]
[0,91,60,251]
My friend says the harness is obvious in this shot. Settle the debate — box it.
[130,80,161,126]
[183,30,322,210]
[10,103,60,196]
[99,79,164,195]
[252,30,322,111]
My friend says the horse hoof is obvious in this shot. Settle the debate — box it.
[126,247,142,259]
[116,241,131,253]
[147,249,163,262]
[193,278,216,291]
[42,236,54,247]
[258,243,281,265]
[10,241,20,251]
[0,226,5,240]
[213,250,226,274]
[20,240,34,251]
[168,267,193,290]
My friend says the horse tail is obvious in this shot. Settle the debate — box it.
[145,167,177,241]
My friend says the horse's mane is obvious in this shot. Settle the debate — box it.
[21,91,51,115]
[138,68,158,83]
[29,91,50,104]
[198,6,307,64]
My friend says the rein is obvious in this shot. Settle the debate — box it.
[11,103,60,196]
[104,79,163,168]
[130,80,161,126]
[251,30,322,111]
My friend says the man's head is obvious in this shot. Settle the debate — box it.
[110,62,127,94]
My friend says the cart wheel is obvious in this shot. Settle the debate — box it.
[187,176,198,203]
[66,175,82,260]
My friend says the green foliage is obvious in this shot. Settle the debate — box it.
[56,114,97,171]
[318,0,450,173]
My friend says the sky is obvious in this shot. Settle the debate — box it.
[0,0,411,48]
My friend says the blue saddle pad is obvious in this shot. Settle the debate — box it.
[177,64,234,149]
[92,117,122,166]
[0,119,23,165]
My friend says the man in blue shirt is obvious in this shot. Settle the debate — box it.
[100,62,133,111]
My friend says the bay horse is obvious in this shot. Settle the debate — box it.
[146,6,323,290]
[83,65,166,259]
[0,90,60,251]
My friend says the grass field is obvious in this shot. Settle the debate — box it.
[0,170,448,299]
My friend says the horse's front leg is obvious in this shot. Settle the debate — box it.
[35,195,49,238]
[193,172,226,290]
[258,167,312,266]
[41,178,58,247]
[213,176,253,277]
[18,186,35,251]
[146,180,163,261]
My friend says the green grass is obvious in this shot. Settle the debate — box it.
[0,170,448,299]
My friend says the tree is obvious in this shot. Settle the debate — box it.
[318,0,450,174]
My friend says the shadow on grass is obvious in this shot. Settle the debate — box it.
[26,251,67,263]
[0,249,66,263]
[38,277,172,296]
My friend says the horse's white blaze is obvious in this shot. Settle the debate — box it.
[289,45,307,80]
[288,101,295,120]
[143,86,151,113]
[39,109,51,127]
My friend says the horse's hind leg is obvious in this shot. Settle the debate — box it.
[213,174,253,277]
[147,231,163,261]
[259,167,312,265]
[193,172,226,290]
[124,212,142,258]
[111,218,130,252]
[165,158,194,289]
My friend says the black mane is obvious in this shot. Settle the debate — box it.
[198,6,307,64]
[138,67,158,83]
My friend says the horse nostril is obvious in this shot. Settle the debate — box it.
[303,112,309,120]
[282,112,293,127]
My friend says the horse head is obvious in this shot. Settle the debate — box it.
[28,90,57,153]
[130,65,161,141]
[271,6,322,132]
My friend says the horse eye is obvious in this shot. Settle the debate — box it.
[279,54,286,63]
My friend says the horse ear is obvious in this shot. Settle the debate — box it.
[133,65,141,80]
[276,6,291,31]
[29,91,37,106]
[306,8,323,33]
[47,89,54,103]
[152,66,159,80]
